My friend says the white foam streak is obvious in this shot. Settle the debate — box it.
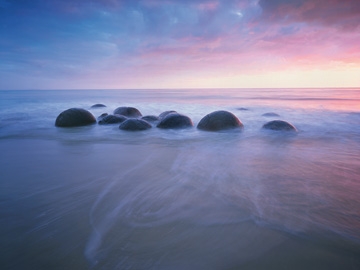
[85,155,154,265]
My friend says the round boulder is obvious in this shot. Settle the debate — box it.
[159,110,177,119]
[142,115,159,122]
[119,119,152,131]
[157,113,193,129]
[99,114,127,125]
[262,112,280,117]
[197,110,243,131]
[97,113,108,121]
[114,107,142,118]
[262,120,297,131]
[91,104,106,108]
[55,108,96,127]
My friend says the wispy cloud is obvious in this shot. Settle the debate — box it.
[0,0,359,89]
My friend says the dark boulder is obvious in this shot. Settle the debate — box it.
[55,108,96,127]
[97,113,108,121]
[262,112,280,117]
[142,115,159,122]
[157,113,193,129]
[114,107,142,118]
[119,119,152,131]
[237,107,249,111]
[197,110,243,131]
[262,120,297,131]
[99,114,127,125]
[159,110,177,119]
[91,104,106,108]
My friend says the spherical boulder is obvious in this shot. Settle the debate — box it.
[99,114,127,125]
[97,113,108,121]
[91,104,106,108]
[157,113,193,129]
[119,119,152,131]
[262,112,280,117]
[159,110,177,119]
[114,107,142,118]
[262,120,297,131]
[55,108,96,127]
[197,110,243,131]
[142,115,159,122]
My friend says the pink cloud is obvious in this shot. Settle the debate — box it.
[117,16,360,80]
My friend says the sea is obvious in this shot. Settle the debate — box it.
[0,88,360,270]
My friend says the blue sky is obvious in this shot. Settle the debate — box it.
[1,0,360,89]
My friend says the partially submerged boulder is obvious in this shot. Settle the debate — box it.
[119,119,152,131]
[159,110,177,119]
[262,112,280,117]
[114,107,142,118]
[91,104,107,108]
[97,113,108,121]
[157,113,193,129]
[99,114,127,125]
[197,110,243,131]
[142,115,159,122]
[262,120,297,131]
[55,108,96,127]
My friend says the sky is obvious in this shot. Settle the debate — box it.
[0,0,360,89]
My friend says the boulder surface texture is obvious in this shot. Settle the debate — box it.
[97,113,108,121]
[262,112,280,117]
[119,119,152,131]
[159,110,177,119]
[262,120,297,131]
[142,115,159,122]
[157,113,193,129]
[197,110,243,131]
[114,107,142,118]
[99,114,127,125]
[55,108,96,127]
[91,104,106,108]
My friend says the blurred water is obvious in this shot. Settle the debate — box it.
[0,88,360,269]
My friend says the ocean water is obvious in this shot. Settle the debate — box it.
[0,88,360,269]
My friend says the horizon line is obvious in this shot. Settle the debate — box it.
[1,86,360,91]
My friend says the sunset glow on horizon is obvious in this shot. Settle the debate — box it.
[1,0,359,90]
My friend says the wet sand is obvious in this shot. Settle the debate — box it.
[1,138,359,269]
